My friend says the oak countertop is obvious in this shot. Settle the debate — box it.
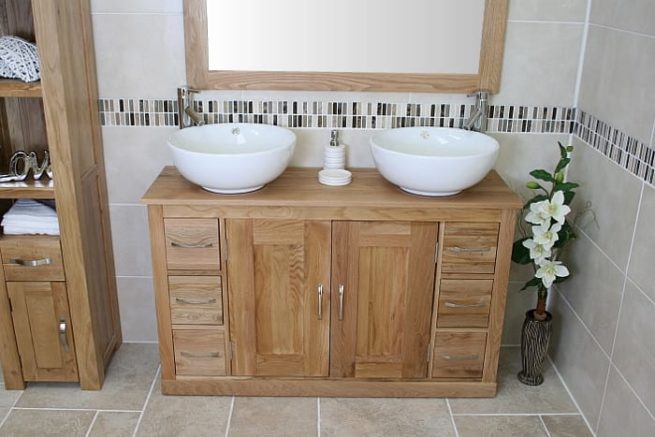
[142,167,522,211]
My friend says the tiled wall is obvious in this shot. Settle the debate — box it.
[548,1,655,435]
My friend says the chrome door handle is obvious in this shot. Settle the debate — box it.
[446,246,491,254]
[170,241,214,249]
[58,318,69,352]
[9,257,52,267]
[175,297,217,305]
[338,285,345,321]
[444,302,486,309]
[441,354,479,362]
[317,284,324,320]
[180,351,220,359]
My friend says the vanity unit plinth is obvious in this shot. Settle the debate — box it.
[143,167,521,397]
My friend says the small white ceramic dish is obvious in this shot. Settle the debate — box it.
[318,169,352,186]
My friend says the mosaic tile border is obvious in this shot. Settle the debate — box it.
[97,98,577,134]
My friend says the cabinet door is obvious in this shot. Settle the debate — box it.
[7,282,78,381]
[331,221,438,378]
[227,219,331,377]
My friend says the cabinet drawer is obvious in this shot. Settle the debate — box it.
[441,222,499,274]
[437,279,493,328]
[432,331,487,379]
[173,327,227,376]
[0,236,65,282]
[164,219,220,271]
[169,276,223,325]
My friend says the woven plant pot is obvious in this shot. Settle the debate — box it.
[517,309,552,386]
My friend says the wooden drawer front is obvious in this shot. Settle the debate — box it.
[432,332,487,379]
[169,276,223,325]
[173,328,226,376]
[164,219,220,270]
[442,222,499,274]
[0,236,65,282]
[437,280,493,328]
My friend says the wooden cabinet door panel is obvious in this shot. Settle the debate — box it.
[8,282,78,381]
[331,221,437,379]
[227,219,331,377]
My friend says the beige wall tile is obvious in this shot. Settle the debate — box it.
[579,26,655,144]
[320,398,454,436]
[92,14,186,98]
[0,410,95,437]
[567,138,642,270]
[558,232,624,354]
[493,22,583,106]
[117,277,158,343]
[109,205,153,277]
[502,282,540,345]
[628,183,655,302]
[541,415,592,437]
[549,290,610,426]
[612,281,655,414]
[509,0,588,22]
[454,415,548,437]
[229,397,317,437]
[597,368,655,436]
[591,0,655,36]
[102,127,174,204]
[91,0,182,14]
[88,412,140,437]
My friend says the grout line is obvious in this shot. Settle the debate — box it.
[589,22,655,40]
[451,413,583,417]
[446,399,459,437]
[547,354,597,437]
[573,223,627,277]
[0,387,23,430]
[91,12,182,16]
[650,119,655,146]
[84,411,100,437]
[132,365,160,437]
[573,0,593,106]
[539,415,553,437]
[572,135,647,186]
[11,407,141,413]
[595,182,645,432]
[627,276,655,307]
[224,396,235,437]
[507,19,585,25]
[609,363,655,422]
[316,398,320,437]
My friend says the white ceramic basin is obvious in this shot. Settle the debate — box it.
[168,123,296,194]
[370,127,499,196]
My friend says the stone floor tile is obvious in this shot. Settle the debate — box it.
[16,343,159,410]
[0,384,23,408]
[0,409,95,437]
[136,377,232,437]
[454,415,548,437]
[541,415,592,437]
[229,397,317,437]
[320,397,455,437]
[88,411,140,437]
[449,348,577,414]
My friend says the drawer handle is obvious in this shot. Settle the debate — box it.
[441,354,480,362]
[338,284,345,321]
[175,297,217,305]
[58,318,69,352]
[180,351,220,359]
[317,284,324,320]
[445,301,486,309]
[170,241,214,249]
[9,257,53,267]
[447,246,492,254]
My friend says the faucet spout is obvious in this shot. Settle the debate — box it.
[463,90,489,132]
[184,106,205,126]
[177,86,205,128]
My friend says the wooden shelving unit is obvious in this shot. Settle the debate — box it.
[0,179,54,199]
[0,79,41,98]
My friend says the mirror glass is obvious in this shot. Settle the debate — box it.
[207,0,486,74]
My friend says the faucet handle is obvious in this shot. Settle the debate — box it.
[467,90,490,100]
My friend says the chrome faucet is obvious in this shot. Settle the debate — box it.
[463,90,489,132]
[177,86,205,129]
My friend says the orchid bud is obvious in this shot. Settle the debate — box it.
[526,181,540,189]
[555,172,564,183]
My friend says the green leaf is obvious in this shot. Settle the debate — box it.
[563,190,576,206]
[521,277,542,291]
[555,157,571,174]
[523,194,549,210]
[512,238,532,265]
[558,142,568,159]
[554,275,569,284]
[530,169,554,182]
[555,182,580,192]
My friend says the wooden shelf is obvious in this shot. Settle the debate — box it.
[0,179,54,199]
[0,79,42,98]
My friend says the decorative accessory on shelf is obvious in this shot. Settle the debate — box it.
[0,36,40,83]
[0,150,52,182]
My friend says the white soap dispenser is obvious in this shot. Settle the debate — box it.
[319,129,352,186]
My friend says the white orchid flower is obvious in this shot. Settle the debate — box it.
[522,239,552,265]
[532,222,562,251]
[535,260,570,288]
[525,200,551,227]
[537,191,571,224]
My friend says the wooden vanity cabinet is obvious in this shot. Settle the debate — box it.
[143,167,521,397]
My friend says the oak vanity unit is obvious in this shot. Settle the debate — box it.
[143,167,521,397]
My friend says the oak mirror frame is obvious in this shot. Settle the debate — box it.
[184,0,508,93]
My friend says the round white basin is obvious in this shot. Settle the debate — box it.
[168,123,296,194]
[370,127,499,196]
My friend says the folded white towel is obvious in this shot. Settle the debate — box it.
[2,199,60,235]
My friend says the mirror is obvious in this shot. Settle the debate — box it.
[185,0,508,93]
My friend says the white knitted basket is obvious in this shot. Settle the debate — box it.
[0,36,40,82]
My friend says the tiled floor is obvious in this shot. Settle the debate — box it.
[0,344,594,436]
